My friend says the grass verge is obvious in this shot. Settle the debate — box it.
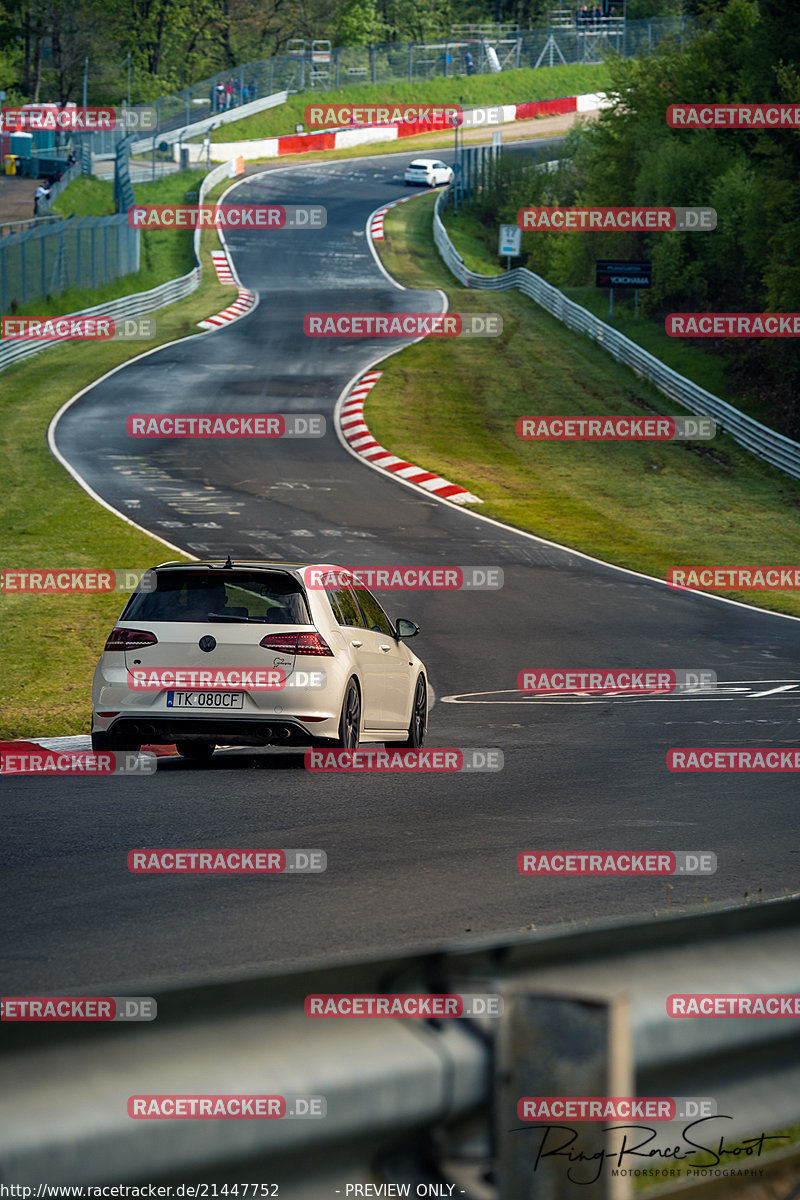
[0,176,243,738]
[208,64,611,142]
[368,191,800,618]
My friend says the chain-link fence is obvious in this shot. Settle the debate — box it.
[73,15,692,158]
[0,215,140,313]
[164,17,691,119]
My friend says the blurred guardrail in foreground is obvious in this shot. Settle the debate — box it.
[2,898,799,1198]
[434,189,800,484]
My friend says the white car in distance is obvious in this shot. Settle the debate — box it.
[403,159,454,188]
[91,561,428,761]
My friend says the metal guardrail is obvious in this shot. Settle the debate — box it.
[433,190,800,483]
[0,213,63,238]
[1,898,799,1196]
[0,266,198,371]
[0,158,240,371]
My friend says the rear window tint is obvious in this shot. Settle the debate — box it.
[121,572,311,624]
[409,161,430,169]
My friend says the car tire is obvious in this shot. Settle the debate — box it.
[176,741,216,761]
[334,678,361,750]
[385,675,427,749]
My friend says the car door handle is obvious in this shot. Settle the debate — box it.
[379,644,391,652]
[351,640,363,648]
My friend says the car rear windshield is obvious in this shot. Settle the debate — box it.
[409,161,430,169]
[121,571,312,624]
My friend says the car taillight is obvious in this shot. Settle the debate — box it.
[259,631,334,657]
[104,628,159,651]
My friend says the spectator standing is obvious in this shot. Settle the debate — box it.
[33,182,50,216]
[464,49,474,75]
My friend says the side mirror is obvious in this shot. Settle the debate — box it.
[395,618,419,639]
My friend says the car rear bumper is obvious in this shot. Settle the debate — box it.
[94,714,336,748]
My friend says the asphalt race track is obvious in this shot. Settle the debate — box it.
[6,145,800,995]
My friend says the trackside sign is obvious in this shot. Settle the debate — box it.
[596,260,652,288]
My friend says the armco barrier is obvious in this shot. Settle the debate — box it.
[1,898,799,1196]
[0,157,242,374]
[433,190,800,483]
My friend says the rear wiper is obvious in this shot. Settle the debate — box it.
[206,613,267,623]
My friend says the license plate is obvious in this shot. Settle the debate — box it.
[166,691,244,709]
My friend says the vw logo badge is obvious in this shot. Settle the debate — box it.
[199,635,216,653]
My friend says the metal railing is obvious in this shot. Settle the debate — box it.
[433,190,800,483]
[1,897,798,1196]
[0,214,62,239]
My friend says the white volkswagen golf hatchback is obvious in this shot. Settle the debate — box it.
[403,159,454,187]
[91,561,428,761]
